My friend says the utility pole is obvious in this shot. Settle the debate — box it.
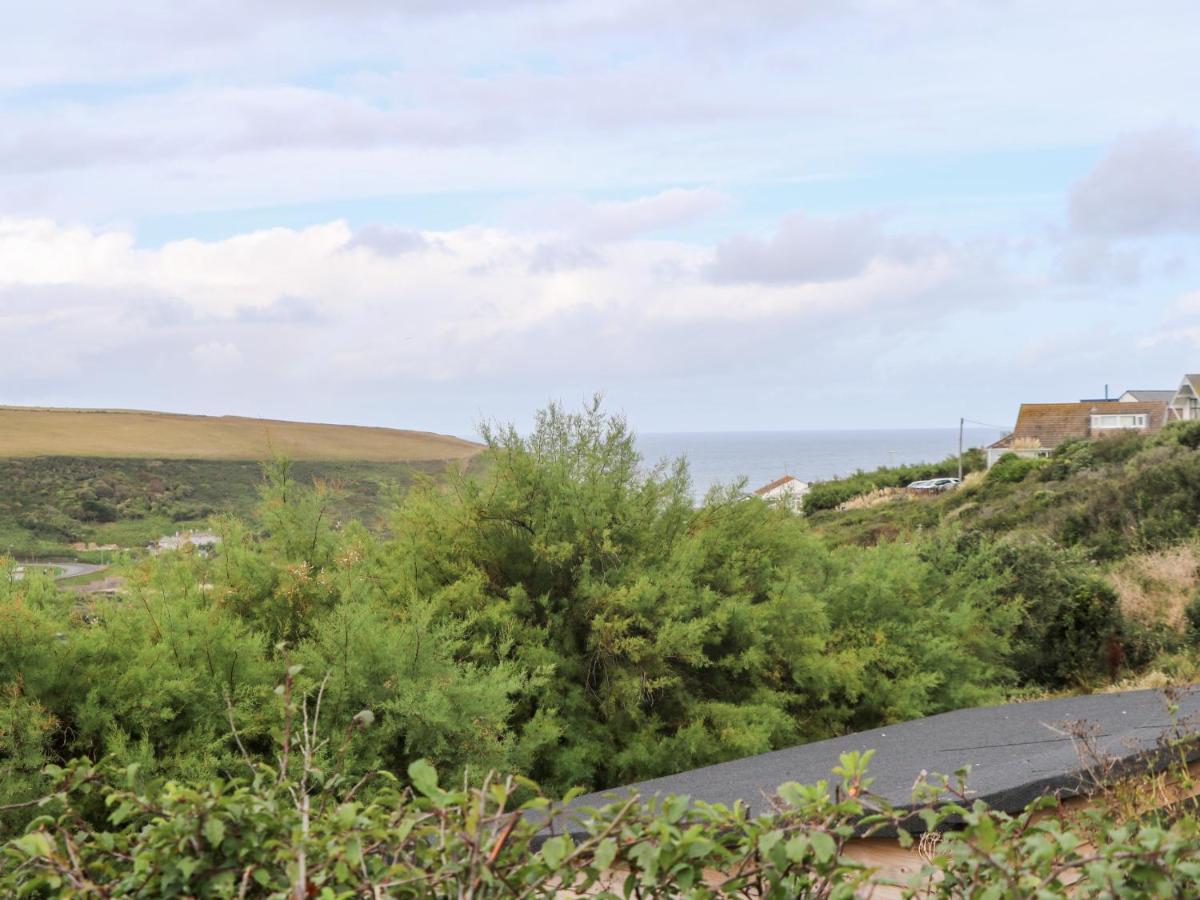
[958,417,964,481]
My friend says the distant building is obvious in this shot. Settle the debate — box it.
[986,400,1171,467]
[984,371,1200,467]
[152,531,222,555]
[1119,389,1177,403]
[752,474,809,512]
[1167,374,1200,421]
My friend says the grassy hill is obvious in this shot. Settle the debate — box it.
[804,421,1200,685]
[0,406,481,461]
[0,406,483,557]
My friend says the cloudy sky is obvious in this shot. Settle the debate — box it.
[3,0,1200,437]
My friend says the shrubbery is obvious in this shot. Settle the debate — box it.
[2,401,1117,818]
[802,449,984,514]
[985,452,1047,484]
[4,691,1200,898]
[5,400,1200,893]
[6,398,1197,852]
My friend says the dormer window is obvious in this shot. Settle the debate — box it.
[1091,414,1147,429]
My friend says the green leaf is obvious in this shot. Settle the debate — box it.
[178,857,200,882]
[407,759,440,798]
[662,794,689,823]
[344,837,363,868]
[541,834,571,869]
[784,835,809,862]
[810,830,837,863]
[14,833,53,859]
[594,837,618,870]
[204,817,226,847]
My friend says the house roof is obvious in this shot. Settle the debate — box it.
[557,688,1200,835]
[1184,375,1200,395]
[988,400,1169,451]
[753,474,802,495]
[1122,390,1176,402]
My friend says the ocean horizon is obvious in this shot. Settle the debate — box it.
[636,427,1008,500]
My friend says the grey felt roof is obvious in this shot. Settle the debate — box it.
[564,688,1200,831]
[1121,390,1176,402]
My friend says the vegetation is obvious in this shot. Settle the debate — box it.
[807,420,1200,564]
[3,685,1199,897]
[802,448,985,514]
[5,400,1200,893]
[0,457,458,557]
[0,400,1141,812]
[0,405,482,557]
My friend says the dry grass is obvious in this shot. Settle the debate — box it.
[836,486,909,511]
[1108,544,1200,630]
[0,406,483,462]
[1097,669,1185,693]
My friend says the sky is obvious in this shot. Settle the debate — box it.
[3,1,1200,439]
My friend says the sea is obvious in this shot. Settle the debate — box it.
[636,427,1007,501]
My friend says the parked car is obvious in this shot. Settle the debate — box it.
[907,477,960,492]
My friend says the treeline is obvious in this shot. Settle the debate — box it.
[1,401,1137,823]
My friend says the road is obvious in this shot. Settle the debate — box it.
[12,561,108,582]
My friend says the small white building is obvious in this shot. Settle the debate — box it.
[152,531,222,555]
[752,475,809,512]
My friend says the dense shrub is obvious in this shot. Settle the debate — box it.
[0,401,1034,812]
[1151,419,1200,450]
[973,540,1122,687]
[986,452,1047,484]
[1185,592,1200,645]
[4,728,1200,899]
[5,399,1186,825]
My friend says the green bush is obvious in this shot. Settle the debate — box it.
[986,453,1047,484]
[1185,592,1200,645]
[5,732,1200,898]
[975,540,1122,687]
[1151,419,1200,450]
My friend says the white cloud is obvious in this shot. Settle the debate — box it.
[1070,127,1200,236]
[576,188,728,242]
[0,214,1002,392]
[191,340,243,368]
[708,213,902,284]
[1168,289,1200,317]
[1053,238,1141,285]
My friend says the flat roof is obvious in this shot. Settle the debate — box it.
[563,688,1200,830]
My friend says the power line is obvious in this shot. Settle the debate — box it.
[961,417,1012,432]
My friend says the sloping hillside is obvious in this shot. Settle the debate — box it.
[0,406,483,556]
[0,407,481,461]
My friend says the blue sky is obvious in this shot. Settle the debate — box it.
[3,0,1200,438]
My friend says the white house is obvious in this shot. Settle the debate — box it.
[152,531,222,555]
[1167,375,1200,421]
[752,475,809,512]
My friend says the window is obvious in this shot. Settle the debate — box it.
[1091,414,1147,429]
